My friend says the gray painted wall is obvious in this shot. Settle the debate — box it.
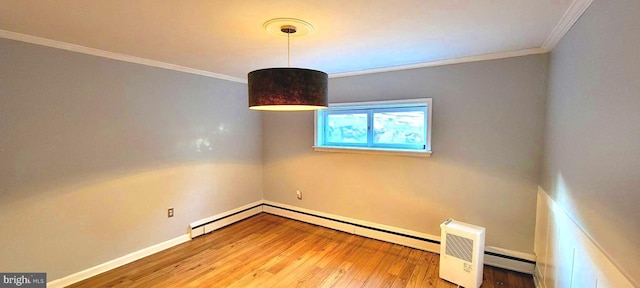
[8,2,638,280]
[0,39,263,279]
[541,0,640,284]
[263,55,548,253]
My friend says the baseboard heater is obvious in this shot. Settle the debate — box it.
[261,203,535,273]
[189,204,264,238]
[189,203,535,274]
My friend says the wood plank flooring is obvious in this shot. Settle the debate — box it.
[67,213,535,288]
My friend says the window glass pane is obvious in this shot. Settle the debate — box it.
[315,99,431,155]
[373,110,425,146]
[325,112,368,144]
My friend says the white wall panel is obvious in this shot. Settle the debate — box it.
[534,188,634,288]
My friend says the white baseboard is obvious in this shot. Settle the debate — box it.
[47,234,190,288]
[48,199,538,287]
[263,200,535,274]
[48,200,264,288]
[534,265,544,288]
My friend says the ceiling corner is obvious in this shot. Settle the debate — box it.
[541,0,595,52]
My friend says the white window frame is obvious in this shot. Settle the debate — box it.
[313,98,432,157]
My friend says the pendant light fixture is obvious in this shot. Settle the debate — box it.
[248,18,328,111]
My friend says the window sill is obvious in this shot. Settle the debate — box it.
[312,146,432,158]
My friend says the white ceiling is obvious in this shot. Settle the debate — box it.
[0,1,590,82]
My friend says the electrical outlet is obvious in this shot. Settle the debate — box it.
[168,208,174,218]
[296,190,302,200]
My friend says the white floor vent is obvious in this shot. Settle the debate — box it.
[440,218,485,288]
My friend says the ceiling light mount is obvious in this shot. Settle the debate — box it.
[263,18,313,37]
[280,25,297,34]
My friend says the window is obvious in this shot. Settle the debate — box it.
[314,98,432,157]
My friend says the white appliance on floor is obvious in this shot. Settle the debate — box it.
[439,218,485,288]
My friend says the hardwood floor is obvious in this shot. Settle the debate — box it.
[67,213,535,288]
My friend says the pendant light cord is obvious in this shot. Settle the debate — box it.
[280,25,296,67]
[287,30,291,67]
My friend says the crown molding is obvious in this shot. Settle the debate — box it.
[329,48,547,79]
[542,0,594,51]
[0,29,247,84]
[2,28,544,81]
[1,0,591,83]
